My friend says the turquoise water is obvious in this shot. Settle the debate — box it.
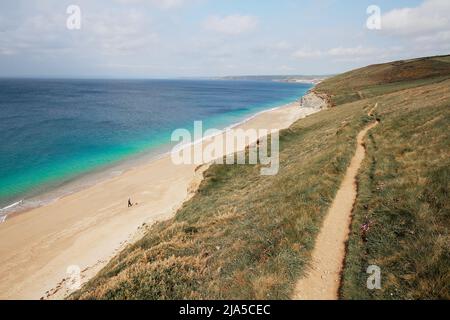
[0,79,311,213]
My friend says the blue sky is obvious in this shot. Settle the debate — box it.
[0,0,448,78]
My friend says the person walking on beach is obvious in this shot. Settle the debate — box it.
[128,198,133,208]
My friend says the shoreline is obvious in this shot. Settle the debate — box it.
[0,94,326,300]
[0,95,307,223]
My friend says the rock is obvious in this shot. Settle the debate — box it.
[300,91,329,110]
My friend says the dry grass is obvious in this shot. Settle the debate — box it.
[71,54,450,300]
[341,79,450,299]
[316,55,450,106]
[71,94,371,299]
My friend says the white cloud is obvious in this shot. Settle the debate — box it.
[274,41,292,50]
[381,0,450,38]
[0,12,70,56]
[153,0,186,9]
[328,46,375,57]
[0,0,448,77]
[115,0,186,9]
[293,46,376,59]
[203,14,258,35]
[87,10,159,54]
[292,48,323,58]
[0,6,160,57]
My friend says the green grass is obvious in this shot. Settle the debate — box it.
[71,54,450,300]
[341,79,450,300]
[316,55,450,106]
[314,55,450,300]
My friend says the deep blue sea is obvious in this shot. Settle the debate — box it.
[0,79,311,217]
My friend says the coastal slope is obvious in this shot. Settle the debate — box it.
[73,55,449,300]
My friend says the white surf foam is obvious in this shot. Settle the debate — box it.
[0,200,24,223]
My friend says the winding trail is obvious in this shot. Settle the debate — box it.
[293,105,379,300]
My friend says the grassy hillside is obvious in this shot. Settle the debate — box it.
[339,58,450,299]
[72,55,449,300]
[316,55,450,106]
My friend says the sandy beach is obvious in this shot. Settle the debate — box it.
[0,98,324,300]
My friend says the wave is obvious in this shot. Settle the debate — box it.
[0,200,23,223]
[0,200,23,211]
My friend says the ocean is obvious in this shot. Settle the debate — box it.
[0,79,311,219]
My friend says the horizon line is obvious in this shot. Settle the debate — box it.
[0,74,333,81]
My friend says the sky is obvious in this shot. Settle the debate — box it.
[0,0,449,78]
